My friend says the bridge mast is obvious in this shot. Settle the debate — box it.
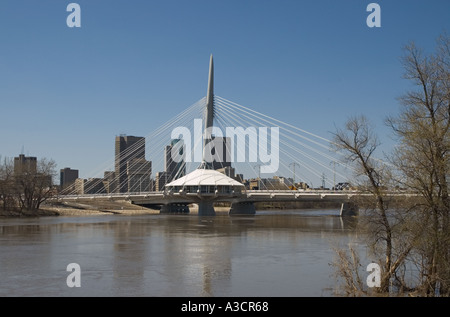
[201,54,215,169]
[205,54,214,134]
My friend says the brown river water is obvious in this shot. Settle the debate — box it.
[0,209,365,297]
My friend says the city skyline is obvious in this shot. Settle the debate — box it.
[1,1,449,184]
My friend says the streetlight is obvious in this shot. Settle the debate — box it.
[330,161,336,190]
[289,162,301,189]
[254,164,261,190]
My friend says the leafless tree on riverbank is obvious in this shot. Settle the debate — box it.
[331,115,417,295]
[0,156,16,212]
[332,34,450,297]
[0,156,57,215]
[386,34,450,296]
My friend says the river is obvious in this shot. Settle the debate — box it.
[0,209,365,297]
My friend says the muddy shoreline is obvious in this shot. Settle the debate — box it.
[0,204,232,218]
[0,200,343,218]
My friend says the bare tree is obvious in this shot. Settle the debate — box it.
[0,157,16,212]
[331,115,414,294]
[387,34,450,296]
[332,34,450,297]
[331,244,366,296]
[14,158,57,212]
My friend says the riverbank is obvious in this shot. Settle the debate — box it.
[0,199,343,218]
[0,204,232,218]
[0,207,151,218]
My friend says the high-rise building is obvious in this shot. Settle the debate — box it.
[205,136,232,170]
[75,178,106,195]
[164,139,186,182]
[103,171,116,194]
[127,158,152,192]
[115,135,151,193]
[155,171,169,192]
[14,154,52,188]
[60,168,79,190]
[14,154,37,175]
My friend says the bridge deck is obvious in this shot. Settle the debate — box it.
[57,190,361,206]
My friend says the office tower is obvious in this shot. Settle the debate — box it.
[14,154,37,175]
[60,167,79,190]
[75,178,106,195]
[207,136,232,170]
[127,158,152,192]
[115,135,150,193]
[164,139,186,182]
[103,171,116,194]
[155,172,169,192]
[14,154,52,187]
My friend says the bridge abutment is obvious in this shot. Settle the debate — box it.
[160,203,190,214]
[340,202,359,217]
[229,201,256,215]
[197,201,216,216]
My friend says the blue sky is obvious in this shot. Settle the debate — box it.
[1,0,449,182]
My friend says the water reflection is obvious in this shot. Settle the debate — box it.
[0,210,362,297]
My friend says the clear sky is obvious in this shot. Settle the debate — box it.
[1,0,449,182]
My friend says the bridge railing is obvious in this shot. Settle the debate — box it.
[56,191,165,200]
[245,189,359,194]
[56,189,417,200]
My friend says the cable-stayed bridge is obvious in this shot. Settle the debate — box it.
[57,55,385,216]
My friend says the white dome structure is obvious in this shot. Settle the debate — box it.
[165,168,244,194]
[163,168,248,216]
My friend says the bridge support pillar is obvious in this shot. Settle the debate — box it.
[340,202,359,217]
[160,203,190,214]
[197,201,216,216]
[229,201,256,215]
